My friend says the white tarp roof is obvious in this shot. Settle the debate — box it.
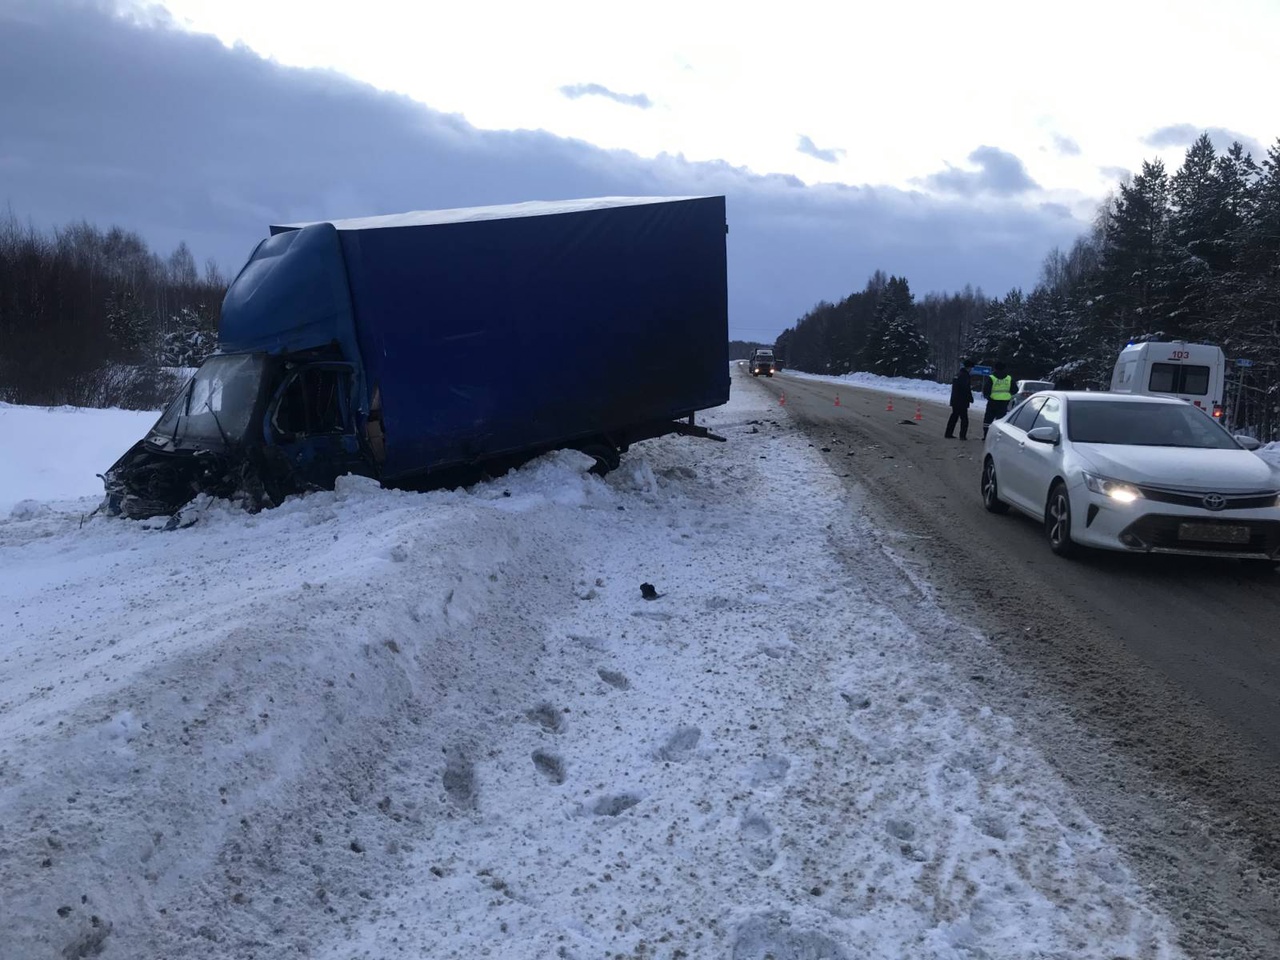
[275,196,711,231]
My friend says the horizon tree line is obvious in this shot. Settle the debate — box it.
[775,132,1280,437]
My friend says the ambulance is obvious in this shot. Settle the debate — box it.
[1109,341,1226,421]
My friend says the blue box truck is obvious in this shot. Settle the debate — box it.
[103,196,730,519]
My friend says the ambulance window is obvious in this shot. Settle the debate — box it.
[1149,363,1178,392]
[1149,363,1209,395]
[1181,366,1209,395]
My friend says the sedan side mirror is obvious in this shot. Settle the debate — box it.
[1027,425,1060,445]
[1234,435,1262,451]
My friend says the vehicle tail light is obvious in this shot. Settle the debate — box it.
[1213,404,1223,419]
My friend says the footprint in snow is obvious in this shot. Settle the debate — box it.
[532,750,566,785]
[570,634,608,651]
[885,818,916,842]
[974,813,1008,841]
[731,912,849,960]
[745,755,790,787]
[886,818,928,861]
[443,752,477,810]
[655,725,701,763]
[526,703,565,734]
[839,692,872,711]
[738,810,777,871]
[597,668,630,690]
[953,748,998,775]
[585,794,641,817]
[740,810,773,842]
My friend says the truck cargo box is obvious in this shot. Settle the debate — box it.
[270,196,729,483]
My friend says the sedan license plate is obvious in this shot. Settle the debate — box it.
[1177,522,1250,544]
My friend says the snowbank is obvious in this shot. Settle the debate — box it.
[786,370,988,410]
[1258,442,1280,470]
[0,402,158,516]
[0,390,1182,959]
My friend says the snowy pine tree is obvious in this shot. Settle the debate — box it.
[862,276,935,378]
[105,288,153,363]
[158,304,217,368]
[964,290,1058,380]
[869,314,936,378]
[1097,160,1173,340]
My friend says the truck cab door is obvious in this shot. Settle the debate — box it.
[265,362,372,493]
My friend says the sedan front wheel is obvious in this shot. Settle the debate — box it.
[1045,481,1076,557]
[981,457,1009,515]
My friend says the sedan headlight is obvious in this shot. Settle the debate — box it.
[1083,472,1144,503]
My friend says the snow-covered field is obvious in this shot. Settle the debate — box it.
[0,385,1186,960]
[0,402,158,517]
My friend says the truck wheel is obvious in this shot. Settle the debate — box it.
[577,442,621,476]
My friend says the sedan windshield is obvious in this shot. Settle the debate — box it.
[152,354,267,447]
[1067,400,1238,449]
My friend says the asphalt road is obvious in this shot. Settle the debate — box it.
[745,369,1280,957]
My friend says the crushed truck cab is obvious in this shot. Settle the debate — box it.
[104,196,730,519]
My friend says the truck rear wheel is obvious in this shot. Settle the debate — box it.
[576,442,621,476]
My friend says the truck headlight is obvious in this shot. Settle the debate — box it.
[1083,472,1143,503]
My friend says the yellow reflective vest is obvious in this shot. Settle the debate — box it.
[989,375,1013,401]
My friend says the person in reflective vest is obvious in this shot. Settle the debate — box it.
[982,362,1013,439]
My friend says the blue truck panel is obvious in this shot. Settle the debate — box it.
[103,196,730,517]
[288,196,729,482]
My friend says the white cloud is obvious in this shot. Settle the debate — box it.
[797,135,845,164]
[145,0,1278,200]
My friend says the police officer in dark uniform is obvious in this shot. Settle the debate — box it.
[945,362,973,439]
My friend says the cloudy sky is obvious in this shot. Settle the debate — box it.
[2,0,1276,342]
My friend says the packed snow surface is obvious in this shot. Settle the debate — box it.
[0,384,1184,959]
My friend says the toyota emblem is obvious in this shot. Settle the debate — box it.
[1202,493,1227,511]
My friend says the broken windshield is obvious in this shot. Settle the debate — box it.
[152,354,267,447]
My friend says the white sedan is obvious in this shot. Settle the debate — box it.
[980,392,1280,561]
